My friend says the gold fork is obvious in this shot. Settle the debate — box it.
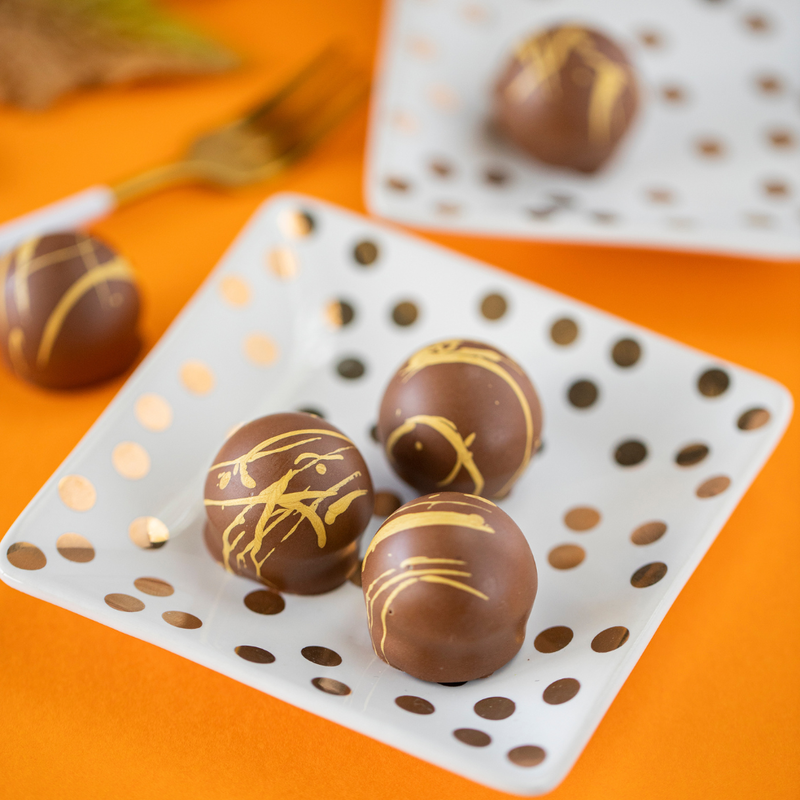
[0,48,368,252]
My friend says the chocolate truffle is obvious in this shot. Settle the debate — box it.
[377,339,542,499]
[203,412,374,595]
[362,492,538,683]
[0,231,140,388]
[493,25,639,173]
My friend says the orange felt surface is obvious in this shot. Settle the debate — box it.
[1,1,799,798]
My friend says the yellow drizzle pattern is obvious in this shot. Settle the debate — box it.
[385,414,484,495]
[507,26,631,144]
[364,497,495,659]
[387,340,534,496]
[204,428,368,573]
[2,234,137,371]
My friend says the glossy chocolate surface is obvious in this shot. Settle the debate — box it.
[377,339,542,499]
[494,25,639,173]
[0,231,140,388]
[203,412,374,595]
[362,492,538,683]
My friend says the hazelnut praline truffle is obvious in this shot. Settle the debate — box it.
[377,339,542,499]
[362,492,538,683]
[0,231,140,389]
[493,25,639,173]
[203,412,374,595]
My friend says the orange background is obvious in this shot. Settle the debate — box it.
[1,1,799,798]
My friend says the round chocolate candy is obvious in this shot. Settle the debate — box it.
[0,231,140,388]
[203,412,374,595]
[377,339,542,500]
[493,25,639,173]
[362,492,538,683]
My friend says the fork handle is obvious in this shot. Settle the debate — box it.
[0,186,116,255]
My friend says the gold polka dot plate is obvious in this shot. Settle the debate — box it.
[0,195,792,795]
[367,0,800,259]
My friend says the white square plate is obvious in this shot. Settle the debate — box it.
[366,0,800,259]
[0,194,792,795]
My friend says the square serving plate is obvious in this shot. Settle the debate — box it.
[365,0,800,259]
[0,194,792,795]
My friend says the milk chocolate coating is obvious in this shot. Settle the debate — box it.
[362,492,538,683]
[377,339,542,499]
[0,232,140,388]
[203,412,374,595]
[493,25,639,173]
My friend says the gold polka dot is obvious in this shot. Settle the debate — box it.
[454,729,491,747]
[591,626,630,652]
[407,35,436,58]
[235,645,275,664]
[631,562,668,588]
[568,380,598,409]
[386,176,411,192]
[696,475,731,498]
[325,299,355,329]
[7,542,46,570]
[647,188,673,204]
[244,589,285,615]
[128,516,169,549]
[564,507,601,532]
[638,29,664,48]
[337,357,365,380]
[676,443,709,467]
[315,463,327,475]
[631,521,667,546]
[267,247,298,280]
[612,338,642,367]
[543,677,580,705]
[244,333,279,366]
[396,695,435,714]
[105,593,144,612]
[278,209,315,238]
[534,626,573,653]
[436,202,460,215]
[481,293,507,320]
[56,532,94,563]
[58,475,96,512]
[744,13,770,32]
[392,112,418,133]
[301,646,342,667]
[112,441,150,480]
[354,240,379,265]
[756,74,783,94]
[767,129,795,150]
[661,84,686,103]
[162,610,202,629]
[219,275,251,307]
[311,677,350,695]
[374,491,402,517]
[551,318,578,345]
[134,577,174,597]
[392,301,419,326]
[764,180,790,198]
[430,159,454,177]
[180,360,215,395]
[699,369,730,398]
[697,138,725,158]
[548,544,585,570]
[738,408,771,430]
[508,745,546,767]
[428,84,459,111]
[614,440,648,467]
[474,697,515,720]
[134,393,172,432]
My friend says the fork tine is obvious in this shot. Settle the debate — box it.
[244,46,363,129]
